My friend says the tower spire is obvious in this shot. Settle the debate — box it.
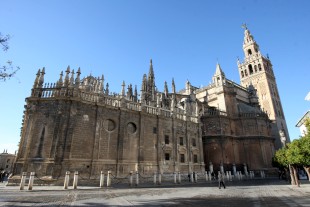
[141,74,147,102]
[148,59,154,79]
[213,63,225,86]
[33,69,41,88]
[147,59,156,100]
[134,85,138,102]
[57,71,63,87]
[105,83,109,95]
[242,26,260,58]
[64,66,70,87]
[75,67,81,87]
[172,78,176,94]
[69,69,75,87]
[121,80,125,97]
[164,81,168,97]
[38,67,45,88]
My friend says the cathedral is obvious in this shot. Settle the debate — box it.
[13,27,289,178]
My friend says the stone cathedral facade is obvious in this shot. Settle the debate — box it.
[13,27,288,178]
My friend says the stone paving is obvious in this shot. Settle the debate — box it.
[1,179,310,206]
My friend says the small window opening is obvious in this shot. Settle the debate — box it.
[179,137,184,146]
[192,138,196,147]
[254,65,257,72]
[249,64,253,75]
[258,64,262,71]
[248,49,252,55]
[241,71,244,78]
[153,127,157,134]
[194,155,198,163]
[180,154,185,163]
[165,153,170,160]
[165,135,169,145]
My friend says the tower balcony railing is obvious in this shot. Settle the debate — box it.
[203,110,228,117]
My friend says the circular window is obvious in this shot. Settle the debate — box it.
[127,122,137,134]
[103,119,116,132]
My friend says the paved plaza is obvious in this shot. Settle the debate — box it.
[1,179,310,206]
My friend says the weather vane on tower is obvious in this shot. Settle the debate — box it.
[241,23,248,30]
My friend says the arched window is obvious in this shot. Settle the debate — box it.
[254,65,257,72]
[249,64,253,75]
[258,64,262,71]
[241,71,244,78]
[248,49,252,55]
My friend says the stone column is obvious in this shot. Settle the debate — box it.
[129,171,133,187]
[190,172,194,182]
[232,163,237,176]
[19,172,27,190]
[73,171,78,189]
[27,172,35,190]
[178,172,181,184]
[153,172,157,185]
[135,171,139,186]
[209,162,213,173]
[64,171,70,189]
[243,163,248,177]
[158,172,162,185]
[173,172,177,184]
[226,171,230,180]
[100,171,105,188]
[107,171,111,187]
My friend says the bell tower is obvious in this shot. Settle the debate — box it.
[237,25,290,149]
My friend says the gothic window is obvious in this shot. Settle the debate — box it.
[165,153,170,160]
[248,49,252,55]
[249,64,253,75]
[194,154,198,163]
[165,135,169,144]
[254,65,257,72]
[258,64,262,71]
[179,137,184,146]
[192,138,196,147]
[180,154,185,163]
[241,71,244,78]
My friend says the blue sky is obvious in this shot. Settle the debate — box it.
[0,0,309,154]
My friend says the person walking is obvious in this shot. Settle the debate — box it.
[218,172,226,189]
[0,171,3,183]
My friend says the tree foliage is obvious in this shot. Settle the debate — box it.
[273,118,310,185]
[0,33,20,81]
[273,147,288,168]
